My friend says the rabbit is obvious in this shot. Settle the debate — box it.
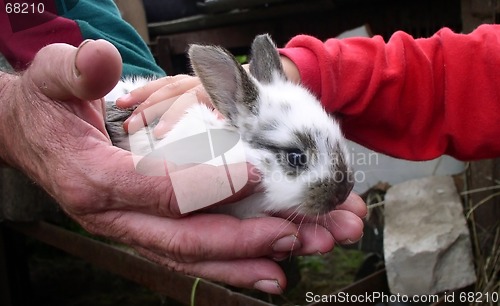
[105,34,354,219]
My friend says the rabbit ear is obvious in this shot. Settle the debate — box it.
[188,45,259,123]
[249,34,287,83]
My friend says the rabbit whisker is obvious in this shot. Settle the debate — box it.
[268,206,302,246]
[326,211,342,233]
[290,213,308,253]
[322,213,329,229]
[314,212,320,239]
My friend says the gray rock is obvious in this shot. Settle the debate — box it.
[383,176,476,296]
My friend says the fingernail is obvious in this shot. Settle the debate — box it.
[74,39,94,77]
[340,239,356,245]
[119,93,132,102]
[253,280,283,295]
[272,253,291,262]
[339,232,363,245]
[128,113,147,130]
[78,39,94,49]
[272,235,301,253]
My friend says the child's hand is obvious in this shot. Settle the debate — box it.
[116,75,215,138]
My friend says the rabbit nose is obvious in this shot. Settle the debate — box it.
[304,167,355,216]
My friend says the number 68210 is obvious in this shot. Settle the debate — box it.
[5,2,45,14]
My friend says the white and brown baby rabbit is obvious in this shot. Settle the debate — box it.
[106,34,354,219]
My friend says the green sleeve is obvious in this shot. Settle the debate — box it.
[57,0,166,78]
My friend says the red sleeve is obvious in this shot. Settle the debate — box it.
[0,2,83,71]
[279,24,500,161]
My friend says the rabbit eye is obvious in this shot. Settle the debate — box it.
[286,149,308,168]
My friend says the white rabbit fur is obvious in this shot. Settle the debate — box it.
[105,34,354,219]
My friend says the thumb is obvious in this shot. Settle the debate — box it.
[25,39,122,101]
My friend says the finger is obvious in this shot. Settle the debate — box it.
[293,222,335,255]
[336,192,368,218]
[134,247,286,294]
[67,97,110,135]
[26,40,122,102]
[152,84,226,138]
[153,92,199,138]
[269,214,336,256]
[82,211,303,263]
[140,75,201,111]
[123,76,202,133]
[124,95,180,134]
[323,210,365,244]
[278,207,364,247]
[192,83,212,106]
[116,74,193,108]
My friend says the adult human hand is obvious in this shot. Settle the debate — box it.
[0,40,366,294]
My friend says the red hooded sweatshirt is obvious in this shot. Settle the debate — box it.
[279,24,500,161]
